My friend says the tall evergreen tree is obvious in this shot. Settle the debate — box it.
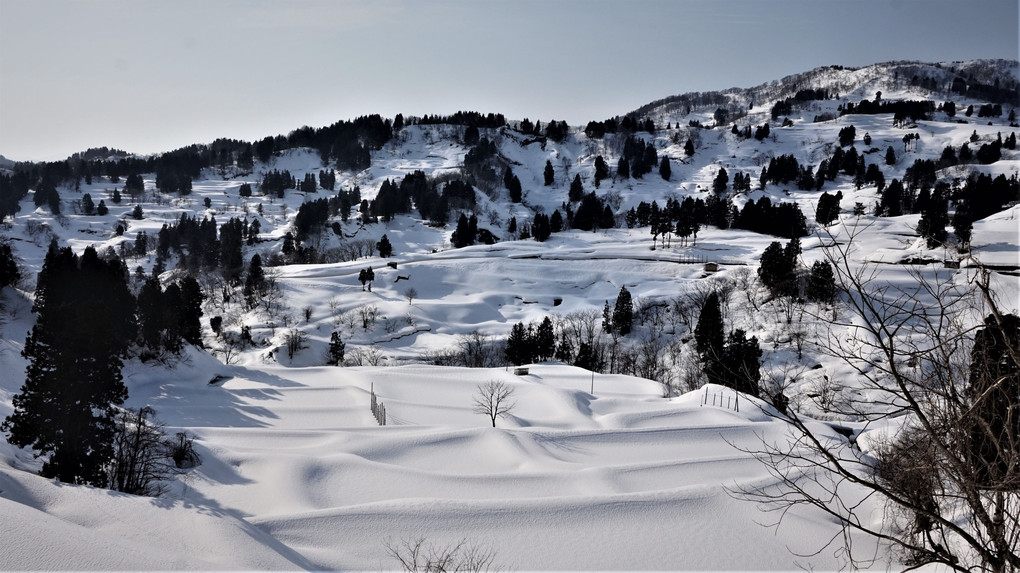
[376,234,393,258]
[544,160,555,186]
[966,313,1020,487]
[713,168,729,195]
[617,156,630,179]
[326,331,346,366]
[177,275,205,346]
[613,286,634,336]
[568,174,584,202]
[534,317,555,362]
[659,156,671,181]
[3,246,135,485]
[505,322,532,366]
[594,156,609,187]
[244,254,266,309]
[806,260,837,305]
[722,329,762,397]
[0,243,20,288]
[695,291,725,385]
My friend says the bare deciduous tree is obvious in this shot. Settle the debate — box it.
[473,380,516,428]
[736,227,1020,572]
[385,536,501,572]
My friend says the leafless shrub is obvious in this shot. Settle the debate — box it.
[283,328,307,359]
[385,536,501,572]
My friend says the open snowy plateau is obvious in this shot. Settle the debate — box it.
[0,60,1018,570]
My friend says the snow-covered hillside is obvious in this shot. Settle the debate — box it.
[0,59,1018,570]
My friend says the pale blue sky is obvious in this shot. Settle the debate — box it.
[1,0,1017,161]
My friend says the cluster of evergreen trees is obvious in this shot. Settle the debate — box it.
[840,99,936,123]
[694,292,761,397]
[731,122,770,141]
[626,198,703,247]
[451,213,498,248]
[1,243,204,487]
[617,135,658,179]
[583,115,656,139]
[733,198,808,239]
[154,214,258,278]
[770,88,832,120]
[260,169,297,197]
[504,317,556,366]
[410,111,507,129]
[136,275,204,358]
[515,118,570,142]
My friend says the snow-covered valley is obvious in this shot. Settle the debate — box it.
[1,60,1018,570]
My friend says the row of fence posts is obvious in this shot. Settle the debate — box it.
[700,385,739,412]
[370,383,386,426]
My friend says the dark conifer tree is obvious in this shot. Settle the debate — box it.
[806,260,837,305]
[244,254,266,309]
[452,213,475,248]
[568,174,584,202]
[959,142,973,163]
[3,246,135,486]
[966,313,1020,487]
[508,175,522,203]
[594,156,609,187]
[81,193,95,215]
[534,317,555,362]
[722,330,762,397]
[555,330,573,363]
[544,160,555,186]
[550,209,563,233]
[684,138,695,156]
[282,232,295,256]
[758,241,797,298]
[617,156,630,179]
[815,191,843,226]
[917,192,949,248]
[505,322,532,366]
[0,242,20,288]
[177,275,204,346]
[136,277,165,351]
[326,332,346,366]
[612,286,634,336]
[532,213,551,242]
[713,168,729,195]
[695,292,725,385]
[659,156,671,181]
[376,234,393,258]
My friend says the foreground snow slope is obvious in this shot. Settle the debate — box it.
[6,357,886,571]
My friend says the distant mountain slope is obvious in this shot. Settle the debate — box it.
[631,59,1018,126]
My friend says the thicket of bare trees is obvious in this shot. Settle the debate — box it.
[736,230,1019,572]
[385,536,501,572]
[106,407,200,497]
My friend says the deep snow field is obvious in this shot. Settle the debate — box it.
[1,61,1018,570]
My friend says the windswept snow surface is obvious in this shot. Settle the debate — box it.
[3,357,883,571]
